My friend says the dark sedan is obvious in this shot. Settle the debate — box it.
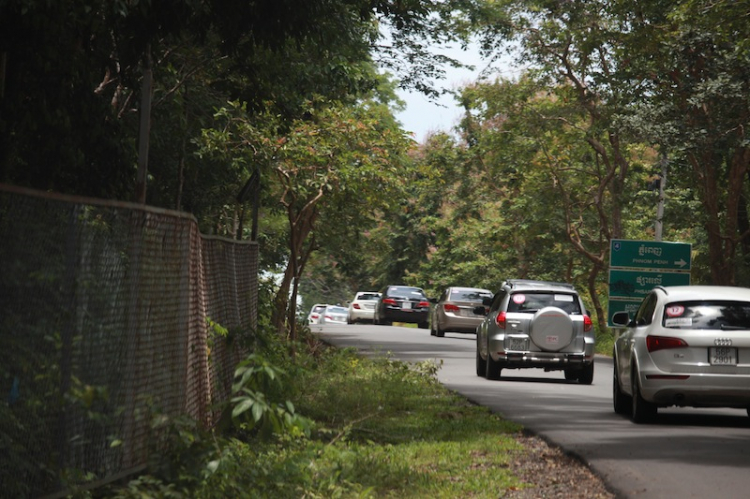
[373,285,431,329]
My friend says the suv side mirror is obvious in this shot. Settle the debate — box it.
[611,311,631,327]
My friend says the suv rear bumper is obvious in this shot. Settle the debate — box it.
[488,337,595,370]
[494,351,594,370]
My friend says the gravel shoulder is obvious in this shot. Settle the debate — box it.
[504,432,616,498]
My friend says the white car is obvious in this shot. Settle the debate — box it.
[347,291,381,324]
[612,285,750,423]
[307,304,328,324]
[319,305,348,325]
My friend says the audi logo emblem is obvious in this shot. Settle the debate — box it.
[714,338,733,347]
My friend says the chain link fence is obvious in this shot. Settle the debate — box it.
[0,184,258,498]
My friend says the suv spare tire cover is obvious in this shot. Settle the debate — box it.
[529,307,574,352]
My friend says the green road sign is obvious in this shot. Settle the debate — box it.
[607,300,642,327]
[609,269,691,299]
[610,239,691,271]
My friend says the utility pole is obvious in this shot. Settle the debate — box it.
[655,154,668,242]
[135,46,153,204]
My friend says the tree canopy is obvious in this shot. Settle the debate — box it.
[4,0,750,340]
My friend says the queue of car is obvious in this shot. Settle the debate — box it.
[311,279,750,424]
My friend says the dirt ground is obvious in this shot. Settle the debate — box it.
[503,432,616,498]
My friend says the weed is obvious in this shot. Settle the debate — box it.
[105,327,528,498]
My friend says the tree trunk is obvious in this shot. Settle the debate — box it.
[690,147,750,285]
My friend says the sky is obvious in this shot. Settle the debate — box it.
[394,45,486,143]
[393,43,520,143]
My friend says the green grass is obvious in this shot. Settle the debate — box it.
[289,351,525,497]
[103,335,533,499]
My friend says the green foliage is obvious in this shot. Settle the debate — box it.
[228,355,313,439]
[106,326,529,498]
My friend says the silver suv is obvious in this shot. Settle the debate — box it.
[475,279,595,384]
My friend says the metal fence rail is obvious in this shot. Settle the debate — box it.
[0,184,258,498]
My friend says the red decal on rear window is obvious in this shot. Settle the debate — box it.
[666,305,685,317]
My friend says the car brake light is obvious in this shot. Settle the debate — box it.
[444,304,460,313]
[646,335,688,352]
[353,303,361,309]
[418,301,430,307]
[583,314,592,332]
[383,298,397,305]
[495,311,507,329]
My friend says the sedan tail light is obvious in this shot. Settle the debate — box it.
[583,315,593,332]
[646,335,688,352]
[382,298,397,306]
[495,311,507,329]
[418,301,430,307]
[444,303,460,313]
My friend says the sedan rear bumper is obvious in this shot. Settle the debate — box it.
[349,308,375,322]
[382,309,429,324]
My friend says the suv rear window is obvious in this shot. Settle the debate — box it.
[662,301,750,330]
[507,292,581,314]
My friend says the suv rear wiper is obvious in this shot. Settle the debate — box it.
[720,324,749,330]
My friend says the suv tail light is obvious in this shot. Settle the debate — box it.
[382,298,397,306]
[495,311,507,329]
[583,314,593,332]
[646,335,688,352]
[353,303,361,309]
[444,304,460,313]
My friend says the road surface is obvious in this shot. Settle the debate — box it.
[314,323,750,499]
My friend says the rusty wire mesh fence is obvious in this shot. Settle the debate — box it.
[0,184,258,498]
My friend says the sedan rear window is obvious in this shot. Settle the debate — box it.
[450,290,493,302]
[662,301,750,330]
[357,293,380,301]
[388,287,426,299]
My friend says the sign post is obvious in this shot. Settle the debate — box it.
[608,239,691,326]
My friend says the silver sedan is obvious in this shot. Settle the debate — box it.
[430,286,492,337]
[612,285,750,423]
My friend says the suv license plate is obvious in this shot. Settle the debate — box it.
[709,347,737,365]
[508,338,528,351]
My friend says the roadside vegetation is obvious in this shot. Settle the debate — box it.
[96,325,529,498]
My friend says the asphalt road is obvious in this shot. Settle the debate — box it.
[314,323,750,499]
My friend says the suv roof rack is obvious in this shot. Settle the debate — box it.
[505,279,576,290]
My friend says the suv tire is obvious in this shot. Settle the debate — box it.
[631,365,657,423]
[529,307,574,352]
[476,346,487,377]
[485,349,502,380]
[613,361,631,415]
[577,363,594,385]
